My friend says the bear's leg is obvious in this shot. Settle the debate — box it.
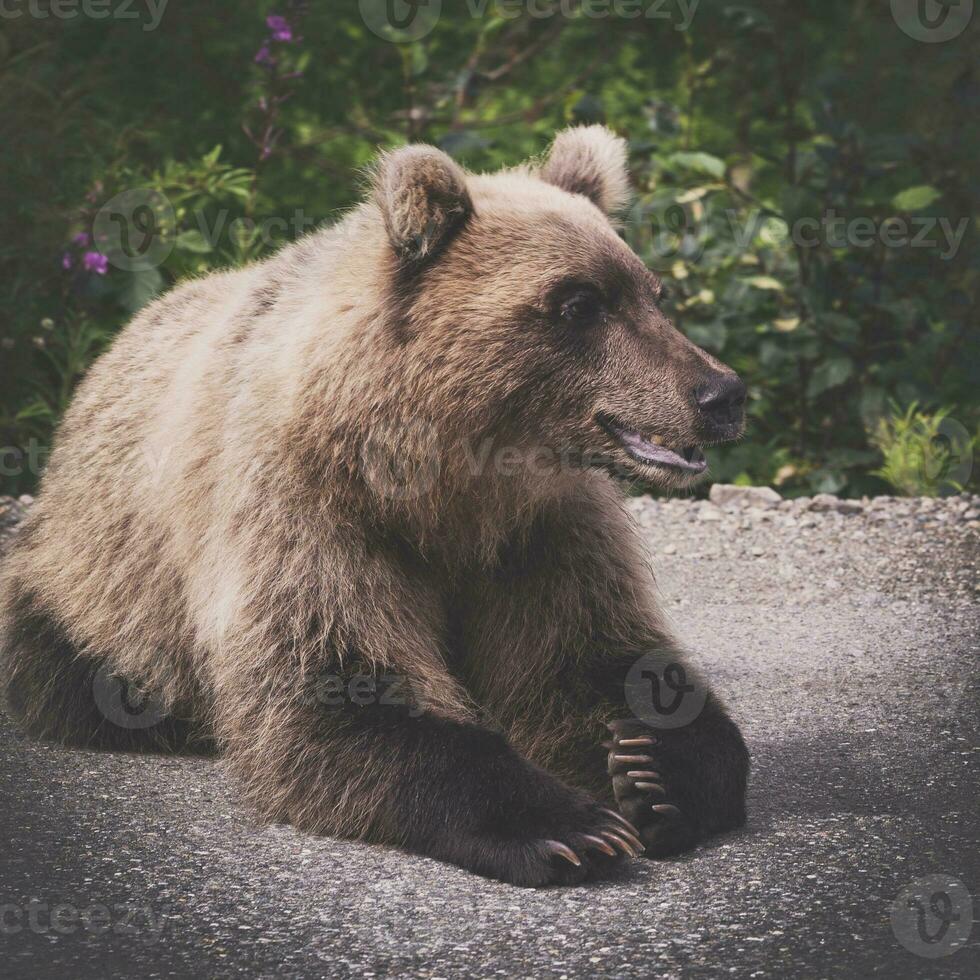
[601,691,749,857]
[517,651,748,859]
[209,650,640,886]
[453,485,749,858]
[1,582,210,753]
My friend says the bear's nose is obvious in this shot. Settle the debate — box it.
[696,374,746,434]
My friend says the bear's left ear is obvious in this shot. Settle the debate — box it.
[372,145,473,264]
[540,125,630,215]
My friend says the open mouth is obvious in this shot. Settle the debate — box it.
[598,415,707,475]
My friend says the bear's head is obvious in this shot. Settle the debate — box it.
[369,125,745,494]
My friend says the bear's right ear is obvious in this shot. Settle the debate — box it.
[372,145,473,265]
[540,125,630,216]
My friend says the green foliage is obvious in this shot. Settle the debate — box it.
[16,315,112,430]
[1,0,977,496]
[870,403,976,497]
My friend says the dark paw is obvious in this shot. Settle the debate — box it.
[604,718,701,857]
[504,796,645,887]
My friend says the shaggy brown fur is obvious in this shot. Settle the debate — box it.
[0,126,748,886]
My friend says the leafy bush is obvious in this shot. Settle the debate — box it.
[1,1,977,497]
[870,403,976,497]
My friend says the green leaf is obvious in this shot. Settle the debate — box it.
[669,151,726,179]
[877,299,920,330]
[859,386,887,429]
[745,275,784,291]
[119,267,164,314]
[176,229,214,253]
[758,216,790,246]
[759,339,789,366]
[479,16,510,40]
[808,467,847,495]
[675,186,714,204]
[685,320,728,351]
[410,42,428,77]
[816,312,860,340]
[15,399,55,422]
[891,185,941,211]
[807,356,853,397]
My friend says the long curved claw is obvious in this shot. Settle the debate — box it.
[608,825,645,853]
[652,803,683,819]
[614,754,654,765]
[618,737,657,747]
[600,830,641,858]
[626,770,662,781]
[600,807,641,838]
[634,782,666,795]
[580,834,617,857]
[544,840,581,866]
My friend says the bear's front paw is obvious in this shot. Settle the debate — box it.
[494,796,644,887]
[605,718,701,857]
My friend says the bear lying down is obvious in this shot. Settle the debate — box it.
[1,126,749,886]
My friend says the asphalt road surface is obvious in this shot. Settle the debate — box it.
[1,493,978,979]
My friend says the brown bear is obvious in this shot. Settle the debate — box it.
[0,126,748,886]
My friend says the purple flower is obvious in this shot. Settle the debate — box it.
[254,44,275,65]
[72,231,90,247]
[266,14,293,41]
[82,251,109,275]
[61,252,73,270]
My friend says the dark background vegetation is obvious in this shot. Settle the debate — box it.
[1,0,977,497]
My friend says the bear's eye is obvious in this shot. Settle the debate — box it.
[558,289,603,326]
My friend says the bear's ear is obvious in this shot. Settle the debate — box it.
[372,145,473,264]
[540,125,630,215]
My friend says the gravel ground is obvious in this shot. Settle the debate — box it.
[0,489,978,980]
